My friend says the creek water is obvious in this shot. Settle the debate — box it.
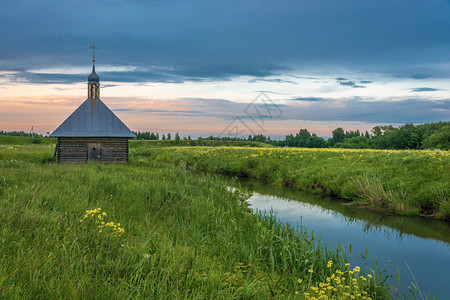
[238,179,450,299]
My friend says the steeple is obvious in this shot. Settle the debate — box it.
[88,45,100,100]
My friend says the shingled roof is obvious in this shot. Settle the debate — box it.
[49,98,136,138]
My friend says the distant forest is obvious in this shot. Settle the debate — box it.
[0,130,45,138]
[132,122,449,150]
[1,121,449,150]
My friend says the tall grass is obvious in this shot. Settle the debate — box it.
[0,144,395,299]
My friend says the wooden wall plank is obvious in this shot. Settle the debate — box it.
[57,137,130,164]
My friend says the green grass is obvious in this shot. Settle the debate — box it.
[0,135,56,145]
[130,139,274,148]
[0,144,396,299]
[132,146,450,220]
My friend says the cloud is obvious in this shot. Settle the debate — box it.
[336,78,365,88]
[282,98,449,123]
[141,109,204,115]
[248,78,297,85]
[126,96,449,124]
[290,97,331,102]
[1,0,449,82]
[359,80,372,84]
[111,108,134,112]
[255,90,290,95]
[0,62,287,84]
[410,87,441,92]
[410,74,432,80]
[287,74,318,80]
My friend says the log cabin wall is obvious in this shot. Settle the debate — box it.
[57,137,129,164]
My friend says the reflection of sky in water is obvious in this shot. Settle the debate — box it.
[248,194,450,299]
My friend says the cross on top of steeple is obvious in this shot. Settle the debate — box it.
[89,45,99,66]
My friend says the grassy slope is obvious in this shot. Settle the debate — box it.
[0,144,392,299]
[134,147,450,220]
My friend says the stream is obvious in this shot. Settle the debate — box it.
[239,178,450,299]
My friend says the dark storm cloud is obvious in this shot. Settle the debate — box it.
[0,0,449,82]
[410,87,441,92]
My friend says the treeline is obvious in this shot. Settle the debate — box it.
[0,130,44,138]
[0,130,45,144]
[330,122,449,150]
[133,131,189,141]
[133,122,449,150]
[246,122,449,150]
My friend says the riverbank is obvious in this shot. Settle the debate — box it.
[133,146,450,220]
[241,180,449,299]
[0,144,394,298]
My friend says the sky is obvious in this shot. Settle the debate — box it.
[0,0,449,138]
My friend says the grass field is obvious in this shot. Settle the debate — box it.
[0,143,399,299]
[0,135,55,145]
[130,139,273,148]
[133,146,450,220]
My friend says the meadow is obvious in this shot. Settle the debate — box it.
[133,146,450,220]
[0,142,402,299]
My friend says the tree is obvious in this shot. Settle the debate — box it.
[372,126,383,137]
[167,133,172,140]
[395,123,421,149]
[332,128,345,143]
[327,127,345,146]
[297,129,311,147]
[307,134,326,148]
[422,125,450,150]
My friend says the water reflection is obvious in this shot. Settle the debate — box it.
[237,178,450,299]
[240,178,450,244]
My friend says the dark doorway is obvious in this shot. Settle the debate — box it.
[88,143,101,161]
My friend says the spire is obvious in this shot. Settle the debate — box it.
[88,46,100,100]
[88,45,100,83]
